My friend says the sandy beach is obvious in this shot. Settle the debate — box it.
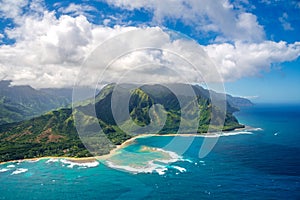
[0,133,156,165]
[0,126,253,165]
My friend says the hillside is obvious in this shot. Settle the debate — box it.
[0,80,71,125]
[0,83,248,162]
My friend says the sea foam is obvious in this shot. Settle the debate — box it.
[46,158,59,163]
[221,131,253,136]
[171,165,186,173]
[197,126,262,138]
[246,127,263,131]
[11,168,28,175]
[0,168,10,173]
[106,160,168,175]
[60,159,99,169]
[106,147,188,175]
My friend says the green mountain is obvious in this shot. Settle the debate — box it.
[225,94,254,107]
[39,88,73,100]
[0,80,71,125]
[0,83,247,162]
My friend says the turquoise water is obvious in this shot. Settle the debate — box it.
[1,104,300,199]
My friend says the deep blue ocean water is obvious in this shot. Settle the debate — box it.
[1,104,300,199]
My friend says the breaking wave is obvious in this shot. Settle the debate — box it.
[44,158,99,169]
[59,159,99,169]
[11,168,28,175]
[105,147,188,175]
[0,168,10,173]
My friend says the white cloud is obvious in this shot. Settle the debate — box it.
[203,41,300,81]
[0,0,29,20]
[0,0,45,24]
[57,3,97,18]
[103,18,111,26]
[99,33,213,85]
[76,30,300,86]
[279,13,294,31]
[0,0,299,88]
[104,0,265,42]
[0,1,136,88]
[260,0,272,5]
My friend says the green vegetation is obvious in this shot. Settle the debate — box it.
[0,80,71,125]
[0,83,246,162]
[0,109,92,161]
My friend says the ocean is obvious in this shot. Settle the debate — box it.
[0,104,300,199]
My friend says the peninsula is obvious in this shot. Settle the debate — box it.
[0,83,250,163]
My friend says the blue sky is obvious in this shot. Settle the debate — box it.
[0,0,299,103]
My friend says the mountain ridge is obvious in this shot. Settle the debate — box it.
[0,80,72,125]
[0,83,250,162]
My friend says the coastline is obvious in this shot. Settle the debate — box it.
[0,126,254,166]
[0,134,156,166]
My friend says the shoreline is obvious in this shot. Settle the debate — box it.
[0,126,254,165]
[0,134,156,166]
